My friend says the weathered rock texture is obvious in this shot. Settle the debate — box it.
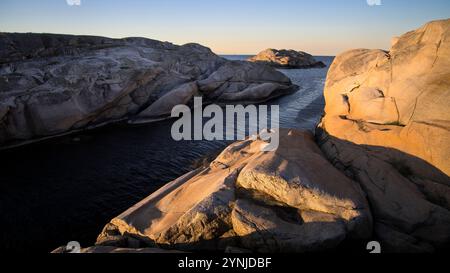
[0,33,297,148]
[93,129,372,253]
[317,19,450,252]
[248,49,326,69]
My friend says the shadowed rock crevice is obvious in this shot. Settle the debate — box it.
[315,130,450,252]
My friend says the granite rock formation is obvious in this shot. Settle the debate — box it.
[248,49,326,69]
[92,129,372,252]
[317,19,450,252]
[0,33,297,148]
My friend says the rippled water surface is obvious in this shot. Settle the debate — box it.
[0,56,334,252]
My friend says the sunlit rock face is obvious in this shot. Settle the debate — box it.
[248,49,326,69]
[94,129,372,252]
[0,33,297,148]
[317,19,450,252]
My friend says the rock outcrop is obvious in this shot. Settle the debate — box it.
[0,33,297,148]
[51,19,450,254]
[248,49,326,69]
[90,129,372,253]
[317,19,450,252]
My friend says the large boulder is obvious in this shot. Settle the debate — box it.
[94,129,372,253]
[317,19,450,252]
[0,33,297,148]
[248,49,326,69]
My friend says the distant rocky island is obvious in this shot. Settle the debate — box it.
[48,19,449,253]
[0,34,298,148]
[248,48,326,69]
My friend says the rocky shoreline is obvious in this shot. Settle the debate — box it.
[58,19,450,254]
[0,34,298,149]
[7,19,449,253]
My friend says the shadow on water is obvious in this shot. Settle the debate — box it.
[0,120,229,253]
[0,56,334,253]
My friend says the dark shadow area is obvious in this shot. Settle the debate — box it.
[314,128,450,253]
[0,119,229,253]
[315,128,450,187]
[91,227,378,254]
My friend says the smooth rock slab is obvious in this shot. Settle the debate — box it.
[231,199,346,253]
[94,129,372,252]
[236,130,372,239]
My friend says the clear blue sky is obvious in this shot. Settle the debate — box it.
[1,0,449,55]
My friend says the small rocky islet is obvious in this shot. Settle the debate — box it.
[1,19,449,253]
[248,48,327,69]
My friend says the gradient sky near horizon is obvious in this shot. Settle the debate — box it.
[1,0,450,55]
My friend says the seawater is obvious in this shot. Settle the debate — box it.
[0,56,334,252]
